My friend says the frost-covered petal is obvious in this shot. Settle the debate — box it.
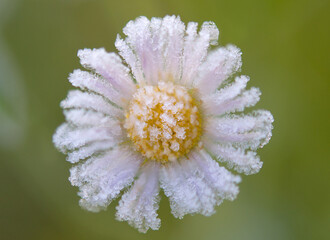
[63,109,117,127]
[205,110,274,150]
[195,45,242,94]
[203,139,262,175]
[69,147,143,212]
[69,69,126,108]
[67,140,116,164]
[77,48,136,96]
[53,123,123,152]
[202,75,261,116]
[181,21,219,86]
[60,90,123,118]
[115,36,144,85]
[116,17,161,85]
[116,16,185,84]
[189,150,241,199]
[160,159,216,218]
[116,162,161,233]
[160,150,240,219]
[159,15,186,82]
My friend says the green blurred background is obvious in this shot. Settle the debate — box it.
[0,0,329,239]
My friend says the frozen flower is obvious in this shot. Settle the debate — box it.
[53,15,274,233]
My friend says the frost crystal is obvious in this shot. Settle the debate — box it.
[53,15,274,233]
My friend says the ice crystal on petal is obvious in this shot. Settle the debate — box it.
[77,48,136,96]
[53,15,274,233]
[70,147,143,212]
[181,21,219,86]
[202,75,261,116]
[205,110,274,150]
[195,45,242,94]
[160,149,240,218]
[53,123,122,154]
[60,90,123,118]
[116,162,161,233]
[69,69,125,108]
[204,139,262,175]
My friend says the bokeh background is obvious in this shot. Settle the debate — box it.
[1,0,329,239]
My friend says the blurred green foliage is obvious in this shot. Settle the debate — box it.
[0,0,329,239]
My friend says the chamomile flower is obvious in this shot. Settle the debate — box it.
[53,15,273,233]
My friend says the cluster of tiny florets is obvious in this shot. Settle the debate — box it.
[124,81,201,163]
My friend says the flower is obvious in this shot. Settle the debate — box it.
[53,15,274,233]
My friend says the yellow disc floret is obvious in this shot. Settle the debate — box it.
[124,81,202,163]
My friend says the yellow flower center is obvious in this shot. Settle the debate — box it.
[124,81,202,163]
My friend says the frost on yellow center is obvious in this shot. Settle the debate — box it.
[124,81,202,163]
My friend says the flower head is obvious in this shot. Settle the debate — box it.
[53,15,274,233]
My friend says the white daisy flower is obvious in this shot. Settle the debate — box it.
[53,15,274,233]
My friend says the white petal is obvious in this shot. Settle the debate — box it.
[202,75,261,115]
[61,90,123,118]
[68,69,126,108]
[69,147,142,212]
[116,162,161,233]
[203,139,262,175]
[160,159,214,218]
[117,17,160,85]
[115,35,144,85]
[63,109,117,127]
[116,16,185,84]
[115,16,150,85]
[77,48,136,96]
[195,45,242,94]
[159,15,185,82]
[189,150,241,199]
[181,21,219,86]
[160,150,240,219]
[67,140,116,163]
[53,123,123,152]
[204,110,274,150]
